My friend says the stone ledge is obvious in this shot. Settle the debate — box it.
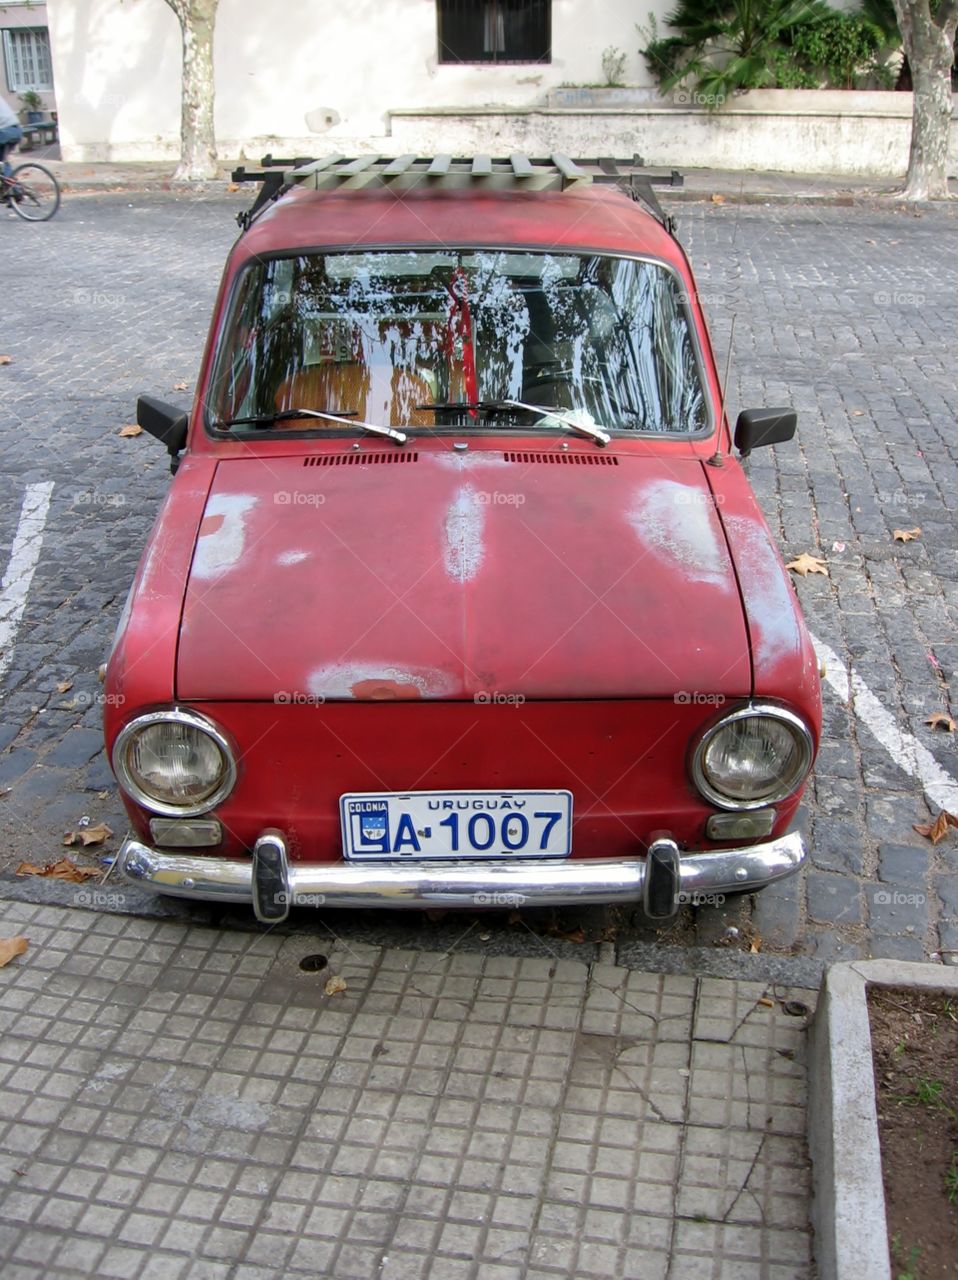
[808,959,958,1280]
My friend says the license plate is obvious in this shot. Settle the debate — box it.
[340,790,573,861]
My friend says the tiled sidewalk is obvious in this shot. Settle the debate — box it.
[0,902,816,1279]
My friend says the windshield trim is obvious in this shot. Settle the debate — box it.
[202,242,716,444]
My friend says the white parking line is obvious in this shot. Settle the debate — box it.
[0,482,55,683]
[811,633,958,814]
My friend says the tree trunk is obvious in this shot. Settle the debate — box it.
[166,0,219,181]
[892,0,957,200]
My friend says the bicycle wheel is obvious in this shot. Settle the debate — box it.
[8,162,61,222]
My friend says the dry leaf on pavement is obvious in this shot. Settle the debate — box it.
[324,975,348,996]
[786,553,828,577]
[226,182,240,193]
[893,528,921,542]
[913,811,958,844]
[0,937,28,967]
[710,193,726,204]
[925,713,956,732]
[0,355,12,366]
[62,823,113,848]
[56,680,73,694]
[17,858,100,881]
[118,424,143,438]
[173,381,189,391]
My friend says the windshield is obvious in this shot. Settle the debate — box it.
[208,249,708,435]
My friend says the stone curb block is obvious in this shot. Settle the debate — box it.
[808,959,958,1280]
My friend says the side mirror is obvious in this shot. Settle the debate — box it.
[137,395,189,464]
[734,408,797,456]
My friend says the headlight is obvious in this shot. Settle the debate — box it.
[113,710,236,816]
[692,704,814,810]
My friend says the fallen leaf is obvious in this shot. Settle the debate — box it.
[925,713,956,732]
[710,193,725,204]
[749,936,762,954]
[893,527,921,542]
[62,823,113,849]
[173,381,189,391]
[79,823,113,846]
[0,355,12,366]
[913,811,958,844]
[757,996,774,1008]
[226,182,239,193]
[851,410,865,417]
[56,680,73,694]
[549,925,586,944]
[0,937,28,967]
[118,424,142,438]
[324,975,347,996]
[17,858,100,881]
[786,553,828,577]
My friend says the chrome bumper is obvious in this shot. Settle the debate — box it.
[115,830,806,922]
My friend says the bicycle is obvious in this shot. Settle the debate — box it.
[0,160,61,222]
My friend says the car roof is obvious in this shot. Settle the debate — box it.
[234,183,687,272]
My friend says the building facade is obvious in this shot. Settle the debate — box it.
[2,1,57,119]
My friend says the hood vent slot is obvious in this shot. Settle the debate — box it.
[303,452,419,467]
[502,451,618,466]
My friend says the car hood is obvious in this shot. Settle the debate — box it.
[175,449,751,701]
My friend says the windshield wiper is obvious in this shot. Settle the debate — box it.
[211,408,407,444]
[503,400,611,446]
[417,399,610,445]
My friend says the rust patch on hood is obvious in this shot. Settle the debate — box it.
[351,677,423,701]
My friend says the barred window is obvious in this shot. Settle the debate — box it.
[438,1,551,65]
[2,28,54,93]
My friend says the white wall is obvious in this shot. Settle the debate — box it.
[48,0,667,159]
[46,1,956,178]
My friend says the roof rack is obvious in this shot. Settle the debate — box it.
[230,153,684,234]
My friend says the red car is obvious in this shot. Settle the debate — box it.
[105,155,821,924]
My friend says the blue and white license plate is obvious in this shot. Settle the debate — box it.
[340,790,573,861]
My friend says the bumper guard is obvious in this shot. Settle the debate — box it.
[114,830,806,923]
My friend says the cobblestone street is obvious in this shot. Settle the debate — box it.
[1,190,956,967]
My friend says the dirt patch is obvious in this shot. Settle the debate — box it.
[869,987,958,1279]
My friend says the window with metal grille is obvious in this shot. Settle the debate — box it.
[437,1,551,64]
[2,28,54,93]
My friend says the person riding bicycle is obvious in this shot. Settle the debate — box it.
[0,97,24,187]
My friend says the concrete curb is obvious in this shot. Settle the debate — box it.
[807,959,958,1280]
